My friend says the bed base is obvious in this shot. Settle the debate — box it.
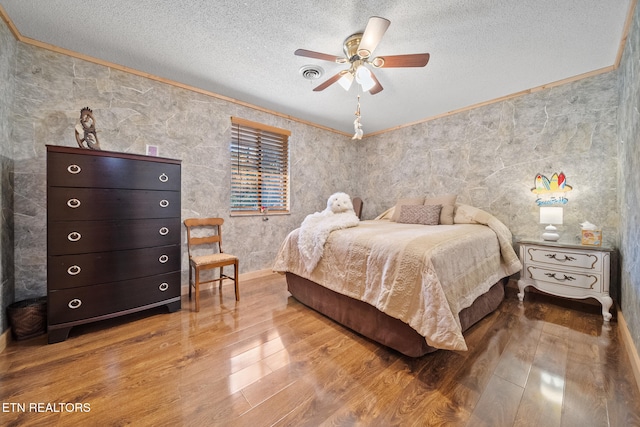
[285,272,506,357]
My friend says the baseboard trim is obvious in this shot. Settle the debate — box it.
[180,268,274,295]
[239,268,274,281]
[0,328,11,354]
[618,311,640,392]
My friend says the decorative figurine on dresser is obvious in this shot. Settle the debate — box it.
[517,239,615,321]
[46,145,182,343]
[74,107,101,150]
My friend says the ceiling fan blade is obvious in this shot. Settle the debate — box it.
[372,53,430,68]
[312,72,343,91]
[295,49,344,63]
[368,71,384,95]
[357,16,391,58]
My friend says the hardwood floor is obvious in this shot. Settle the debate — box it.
[1,272,639,426]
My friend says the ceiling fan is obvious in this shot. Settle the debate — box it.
[295,16,430,95]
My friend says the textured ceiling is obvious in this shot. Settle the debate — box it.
[0,0,633,135]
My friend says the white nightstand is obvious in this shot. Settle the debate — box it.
[516,239,615,321]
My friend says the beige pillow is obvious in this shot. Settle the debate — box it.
[390,196,426,222]
[397,204,442,225]
[424,194,457,225]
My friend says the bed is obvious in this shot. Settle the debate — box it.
[273,202,522,357]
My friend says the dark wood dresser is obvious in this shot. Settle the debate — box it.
[46,145,182,343]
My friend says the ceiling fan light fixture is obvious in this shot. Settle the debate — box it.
[355,65,375,92]
[338,71,354,91]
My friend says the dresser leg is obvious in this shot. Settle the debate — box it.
[166,300,181,313]
[47,327,72,344]
[600,296,613,322]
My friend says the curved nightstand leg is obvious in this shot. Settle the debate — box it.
[600,295,613,322]
[517,279,527,302]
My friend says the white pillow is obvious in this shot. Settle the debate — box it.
[424,194,457,225]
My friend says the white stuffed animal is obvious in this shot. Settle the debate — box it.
[324,191,355,215]
[297,192,360,272]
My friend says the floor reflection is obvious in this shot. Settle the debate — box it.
[540,371,565,405]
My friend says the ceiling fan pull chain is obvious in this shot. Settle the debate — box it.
[353,94,363,140]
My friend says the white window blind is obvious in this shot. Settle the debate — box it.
[230,117,290,215]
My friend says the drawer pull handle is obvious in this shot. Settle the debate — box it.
[67,265,81,276]
[159,199,169,208]
[67,164,82,174]
[159,173,169,183]
[68,299,82,309]
[67,198,81,208]
[546,254,576,262]
[67,231,82,242]
[159,254,169,263]
[159,282,169,292]
[159,227,169,236]
[545,273,576,281]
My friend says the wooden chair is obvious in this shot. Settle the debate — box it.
[184,218,239,312]
[352,197,363,219]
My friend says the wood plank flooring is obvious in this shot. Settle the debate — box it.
[1,272,639,426]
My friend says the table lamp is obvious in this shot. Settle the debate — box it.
[540,206,563,241]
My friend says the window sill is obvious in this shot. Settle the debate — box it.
[230,211,290,217]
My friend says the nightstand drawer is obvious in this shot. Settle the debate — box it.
[524,246,602,271]
[525,265,601,292]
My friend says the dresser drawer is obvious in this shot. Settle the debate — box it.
[48,218,181,255]
[523,246,602,271]
[47,151,181,191]
[48,271,181,325]
[525,265,602,292]
[48,244,180,289]
[48,188,180,221]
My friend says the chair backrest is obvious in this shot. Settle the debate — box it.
[352,197,363,219]
[184,218,226,257]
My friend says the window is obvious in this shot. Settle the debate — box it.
[230,117,290,215]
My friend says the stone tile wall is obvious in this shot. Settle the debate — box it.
[357,73,620,249]
[0,17,16,333]
[618,0,640,356]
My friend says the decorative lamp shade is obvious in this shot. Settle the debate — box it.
[539,207,563,225]
[540,206,563,241]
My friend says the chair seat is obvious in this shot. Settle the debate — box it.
[190,253,238,267]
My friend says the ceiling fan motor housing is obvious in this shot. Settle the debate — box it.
[343,33,365,61]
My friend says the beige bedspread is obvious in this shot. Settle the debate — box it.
[273,204,521,351]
